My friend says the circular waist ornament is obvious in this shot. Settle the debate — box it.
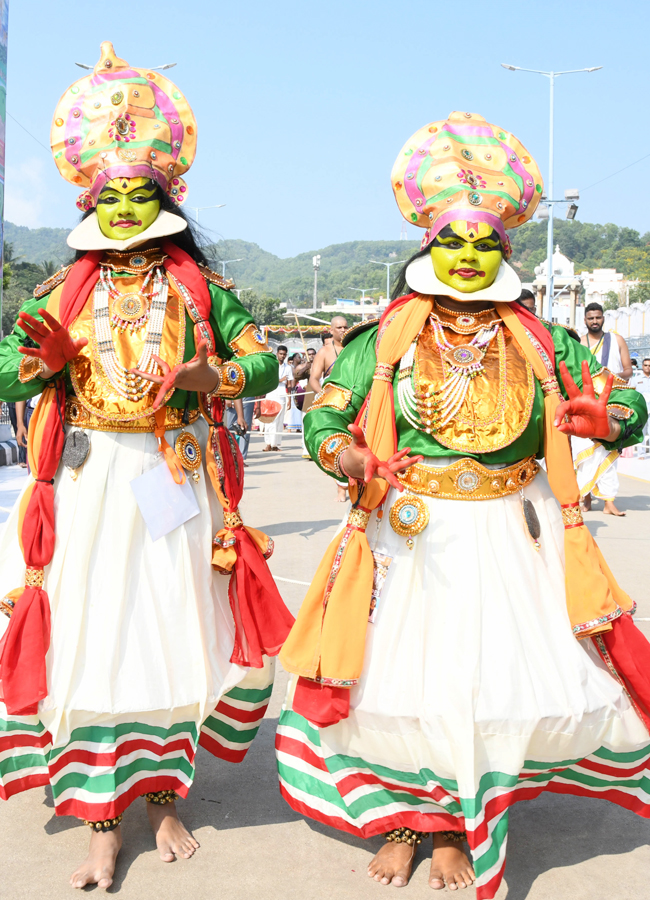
[389,493,430,538]
[175,431,202,482]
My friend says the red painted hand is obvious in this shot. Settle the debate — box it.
[130,340,219,410]
[554,360,615,439]
[18,308,88,374]
[343,424,424,491]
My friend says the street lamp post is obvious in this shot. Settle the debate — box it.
[313,255,321,309]
[232,288,252,301]
[349,287,373,321]
[220,258,243,279]
[501,64,602,321]
[370,259,406,303]
[185,203,226,225]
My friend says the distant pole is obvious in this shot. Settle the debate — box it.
[220,257,243,278]
[546,72,555,322]
[370,259,406,302]
[500,63,601,321]
[0,2,8,338]
[185,203,225,226]
[313,255,321,308]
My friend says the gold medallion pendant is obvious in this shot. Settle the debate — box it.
[175,431,202,482]
[389,493,429,538]
[110,293,150,333]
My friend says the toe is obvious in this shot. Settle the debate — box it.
[429,871,445,890]
[160,850,175,862]
[98,876,113,889]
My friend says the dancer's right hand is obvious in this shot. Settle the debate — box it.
[340,424,423,490]
[18,308,88,377]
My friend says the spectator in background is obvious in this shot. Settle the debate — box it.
[633,357,650,440]
[517,288,537,315]
[573,302,633,516]
[308,317,349,501]
[7,402,27,467]
[309,318,347,396]
[15,396,39,471]
[263,345,293,452]
[224,398,253,465]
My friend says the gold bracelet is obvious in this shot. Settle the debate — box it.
[205,365,223,404]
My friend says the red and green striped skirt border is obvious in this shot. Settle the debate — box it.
[276,708,650,900]
[0,678,273,821]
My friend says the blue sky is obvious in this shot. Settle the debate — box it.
[4,0,648,257]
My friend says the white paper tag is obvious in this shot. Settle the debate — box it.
[130,461,200,542]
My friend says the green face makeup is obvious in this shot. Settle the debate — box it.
[95,182,161,240]
[429,222,503,294]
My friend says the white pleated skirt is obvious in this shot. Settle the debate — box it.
[277,460,650,899]
[0,420,273,819]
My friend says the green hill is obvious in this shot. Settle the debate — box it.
[2,218,650,334]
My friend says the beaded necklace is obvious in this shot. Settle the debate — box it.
[93,266,168,402]
[398,316,501,433]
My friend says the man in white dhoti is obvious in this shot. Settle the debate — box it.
[573,302,634,515]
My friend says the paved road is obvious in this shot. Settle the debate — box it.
[1,436,649,899]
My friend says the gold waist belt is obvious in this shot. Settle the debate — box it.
[399,455,539,501]
[66,398,201,433]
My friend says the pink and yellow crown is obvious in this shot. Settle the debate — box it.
[391,111,543,248]
[51,42,197,211]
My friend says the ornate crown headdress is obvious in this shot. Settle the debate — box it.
[51,42,197,212]
[391,111,543,254]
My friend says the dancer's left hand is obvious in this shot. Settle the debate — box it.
[131,340,219,410]
[340,424,424,490]
[554,360,619,440]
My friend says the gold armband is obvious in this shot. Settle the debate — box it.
[18,356,44,384]
[606,404,633,420]
[317,432,352,478]
[308,383,353,413]
[592,367,630,394]
[228,323,271,357]
[206,359,246,400]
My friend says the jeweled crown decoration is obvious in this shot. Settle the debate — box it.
[391,111,543,247]
[51,42,197,210]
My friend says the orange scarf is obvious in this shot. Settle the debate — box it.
[280,295,632,695]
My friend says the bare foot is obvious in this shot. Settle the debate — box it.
[580,493,592,512]
[367,840,416,887]
[604,500,625,516]
[336,485,348,503]
[70,826,122,889]
[147,800,199,862]
[429,833,475,891]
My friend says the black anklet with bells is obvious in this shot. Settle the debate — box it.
[83,813,123,832]
[143,789,177,805]
[439,830,468,843]
[385,827,429,846]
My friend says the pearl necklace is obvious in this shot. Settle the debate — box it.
[398,317,500,433]
[94,266,168,402]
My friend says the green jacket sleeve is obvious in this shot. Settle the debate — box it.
[0,296,52,402]
[551,324,647,449]
[182,282,278,399]
[304,327,377,479]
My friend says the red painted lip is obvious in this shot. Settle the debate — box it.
[110,219,142,228]
[450,268,485,279]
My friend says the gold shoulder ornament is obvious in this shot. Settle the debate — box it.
[34,264,74,299]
